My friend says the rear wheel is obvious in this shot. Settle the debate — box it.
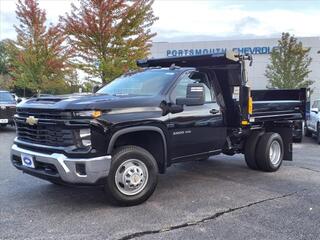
[244,131,264,170]
[256,132,284,172]
[105,145,158,206]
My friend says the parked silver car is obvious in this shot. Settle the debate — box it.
[305,99,320,144]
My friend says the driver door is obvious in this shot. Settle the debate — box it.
[168,71,226,161]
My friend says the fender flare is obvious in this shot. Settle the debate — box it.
[107,126,168,168]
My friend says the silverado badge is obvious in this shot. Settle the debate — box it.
[26,116,38,126]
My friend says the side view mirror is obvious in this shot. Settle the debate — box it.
[17,98,22,103]
[92,85,101,93]
[176,83,205,106]
[311,107,319,114]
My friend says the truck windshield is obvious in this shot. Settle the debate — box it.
[0,92,14,102]
[97,70,176,96]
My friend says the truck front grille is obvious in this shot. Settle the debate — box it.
[15,109,89,147]
[0,106,16,120]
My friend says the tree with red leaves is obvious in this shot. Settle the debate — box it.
[9,0,74,95]
[62,0,158,84]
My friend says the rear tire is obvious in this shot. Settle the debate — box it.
[244,131,264,170]
[256,132,284,172]
[105,145,158,206]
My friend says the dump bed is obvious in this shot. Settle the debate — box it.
[137,54,309,126]
[251,89,308,122]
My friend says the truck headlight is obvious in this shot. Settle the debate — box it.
[74,110,102,118]
[80,128,91,146]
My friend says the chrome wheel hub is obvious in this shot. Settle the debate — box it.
[269,141,281,165]
[115,159,148,196]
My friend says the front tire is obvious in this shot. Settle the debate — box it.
[256,132,284,172]
[105,145,158,206]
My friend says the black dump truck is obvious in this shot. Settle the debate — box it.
[11,54,308,205]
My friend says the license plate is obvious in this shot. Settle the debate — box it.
[21,153,35,168]
[0,119,8,124]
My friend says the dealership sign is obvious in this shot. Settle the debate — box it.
[166,46,278,57]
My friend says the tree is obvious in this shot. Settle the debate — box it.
[9,0,74,95]
[0,40,10,75]
[0,40,14,90]
[265,32,313,89]
[62,0,158,84]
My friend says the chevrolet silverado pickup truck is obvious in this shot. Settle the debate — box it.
[11,54,308,205]
[0,90,16,128]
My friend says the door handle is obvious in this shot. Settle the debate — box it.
[210,109,219,114]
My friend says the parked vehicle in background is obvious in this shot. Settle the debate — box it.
[0,90,17,128]
[305,99,320,144]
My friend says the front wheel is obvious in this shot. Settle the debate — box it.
[105,145,158,206]
[256,132,284,172]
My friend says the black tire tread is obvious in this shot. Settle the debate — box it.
[244,131,264,170]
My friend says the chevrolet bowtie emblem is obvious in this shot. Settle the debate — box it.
[26,116,38,126]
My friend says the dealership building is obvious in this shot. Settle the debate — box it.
[150,37,320,100]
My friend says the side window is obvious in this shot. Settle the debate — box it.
[171,71,214,103]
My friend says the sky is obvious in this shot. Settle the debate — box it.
[1,0,320,42]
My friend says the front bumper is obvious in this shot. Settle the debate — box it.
[11,144,112,185]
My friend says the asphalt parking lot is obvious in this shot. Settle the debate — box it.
[1,126,320,240]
